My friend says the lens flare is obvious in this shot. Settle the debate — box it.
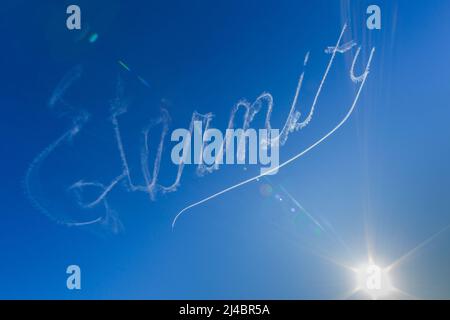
[354,264,393,299]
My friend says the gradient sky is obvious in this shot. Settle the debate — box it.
[0,0,449,299]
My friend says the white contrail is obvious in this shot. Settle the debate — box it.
[172,44,376,229]
[70,172,126,209]
[68,179,122,232]
[350,47,366,83]
[297,28,347,131]
[48,64,83,109]
[24,116,106,227]
[140,109,171,199]
[27,65,120,229]
[325,40,356,54]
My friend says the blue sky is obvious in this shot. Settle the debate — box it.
[0,0,449,299]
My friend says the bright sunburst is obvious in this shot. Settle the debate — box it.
[352,263,393,299]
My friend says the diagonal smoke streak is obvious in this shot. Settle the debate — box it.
[48,64,83,109]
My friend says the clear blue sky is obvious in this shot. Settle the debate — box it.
[0,0,449,299]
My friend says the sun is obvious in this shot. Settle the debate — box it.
[354,263,393,299]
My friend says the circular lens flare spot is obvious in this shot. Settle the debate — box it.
[259,184,273,197]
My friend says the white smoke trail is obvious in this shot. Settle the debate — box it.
[325,40,356,54]
[165,111,214,187]
[25,64,108,227]
[29,24,375,232]
[48,64,83,109]
[109,77,144,192]
[140,109,171,199]
[350,47,367,83]
[24,114,106,227]
[297,26,351,130]
[210,95,272,172]
[172,43,376,229]
[26,65,120,230]
[208,25,352,176]
[70,172,126,209]
[68,179,123,233]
